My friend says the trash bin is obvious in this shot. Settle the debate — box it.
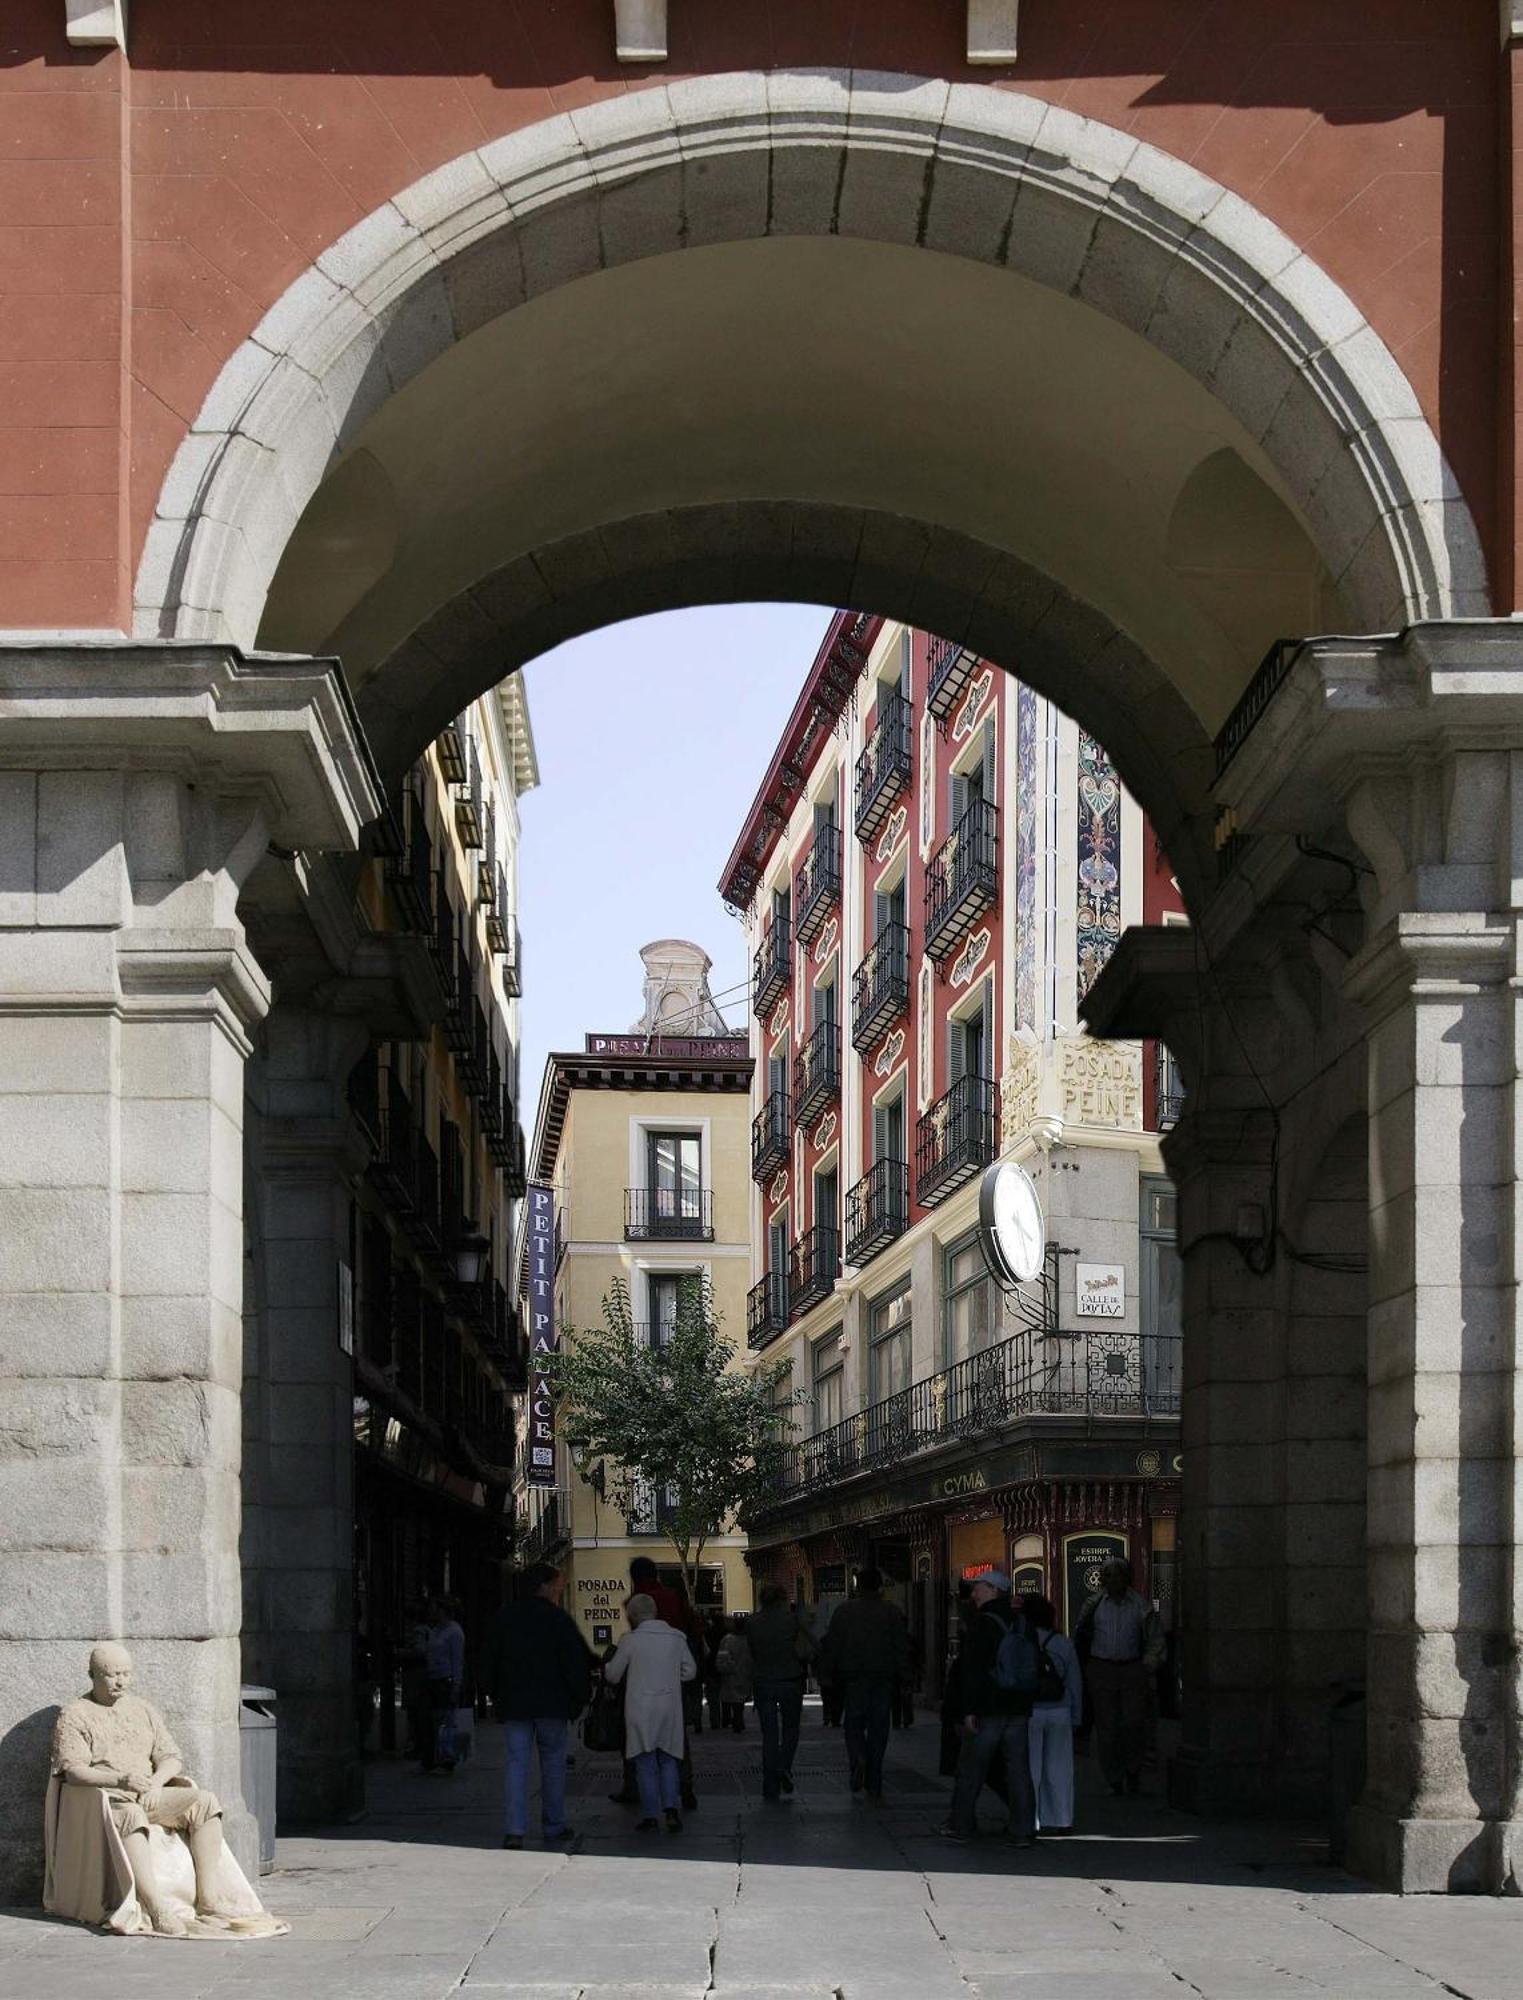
[240,1685,278,1875]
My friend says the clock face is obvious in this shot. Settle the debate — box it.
[979,1162,1045,1284]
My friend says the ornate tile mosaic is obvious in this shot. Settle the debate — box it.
[1076,728,1122,1000]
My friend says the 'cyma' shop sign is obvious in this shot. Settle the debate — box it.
[526,1183,558,1486]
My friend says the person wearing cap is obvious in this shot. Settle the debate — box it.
[940,1570,1037,1847]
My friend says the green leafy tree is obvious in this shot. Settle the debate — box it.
[548,1278,801,1601]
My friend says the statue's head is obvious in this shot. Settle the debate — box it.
[88,1642,133,1705]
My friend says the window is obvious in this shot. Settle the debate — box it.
[767,1049,787,1101]
[772,883,791,930]
[948,981,993,1086]
[874,872,906,939]
[811,974,838,1029]
[648,1272,702,1350]
[814,1165,838,1238]
[951,720,996,823]
[873,1088,905,1167]
[814,795,837,839]
[812,1329,845,1433]
[945,1231,998,1366]
[1140,1177,1182,1404]
[768,1213,788,1283]
[647,1130,701,1225]
[869,1278,912,1401]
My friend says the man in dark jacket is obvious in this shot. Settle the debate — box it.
[817,1567,912,1800]
[484,1563,592,1848]
[941,1570,1036,1846]
[747,1583,814,1800]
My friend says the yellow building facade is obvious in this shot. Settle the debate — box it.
[519,942,755,1653]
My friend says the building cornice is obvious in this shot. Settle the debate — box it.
[531,1045,754,1182]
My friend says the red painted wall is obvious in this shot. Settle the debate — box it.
[0,0,1503,630]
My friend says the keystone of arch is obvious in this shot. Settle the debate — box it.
[137,71,1489,650]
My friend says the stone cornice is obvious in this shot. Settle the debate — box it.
[0,643,382,852]
[1343,910,1514,1024]
[116,927,273,1045]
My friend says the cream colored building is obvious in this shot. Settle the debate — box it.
[519,942,755,1651]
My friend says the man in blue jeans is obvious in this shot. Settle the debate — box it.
[484,1563,592,1848]
[746,1582,814,1800]
[817,1567,912,1800]
[942,1570,1036,1847]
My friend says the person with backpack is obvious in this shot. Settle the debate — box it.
[1073,1557,1164,1796]
[1022,1594,1082,1834]
[940,1570,1037,1846]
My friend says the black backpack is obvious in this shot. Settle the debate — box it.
[1034,1631,1067,1707]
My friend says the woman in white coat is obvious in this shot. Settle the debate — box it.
[603,1593,697,1831]
[1025,1594,1084,1834]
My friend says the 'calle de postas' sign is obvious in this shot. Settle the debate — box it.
[1075,1262,1125,1318]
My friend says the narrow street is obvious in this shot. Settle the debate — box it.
[4,1709,1517,2000]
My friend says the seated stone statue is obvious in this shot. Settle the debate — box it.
[44,1642,285,1938]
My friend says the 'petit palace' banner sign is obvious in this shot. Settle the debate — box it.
[525,1183,558,1487]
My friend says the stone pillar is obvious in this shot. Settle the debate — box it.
[242,1006,371,1824]
[0,647,378,1899]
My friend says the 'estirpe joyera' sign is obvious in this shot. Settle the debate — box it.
[525,1183,558,1486]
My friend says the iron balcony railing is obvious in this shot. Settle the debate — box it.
[753,916,791,1019]
[851,923,910,1054]
[1155,1041,1185,1132]
[385,777,433,931]
[627,1479,681,1536]
[455,734,484,848]
[788,1223,839,1317]
[844,1158,908,1266]
[502,1123,528,1198]
[793,1019,840,1130]
[795,824,842,946]
[916,1073,998,1207]
[763,1320,1181,1507]
[625,1185,714,1241]
[520,1490,569,1565]
[925,797,998,960]
[747,1270,791,1350]
[926,634,978,721]
[854,687,913,842]
[752,1090,791,1183]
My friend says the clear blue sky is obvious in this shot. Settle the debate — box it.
[515,604,831,1107]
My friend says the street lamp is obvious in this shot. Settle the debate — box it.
[451,1232,491,1287]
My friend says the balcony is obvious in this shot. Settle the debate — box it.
[455,735,484,849]
[520,1490,569,1565]
[788,1223,839,1318]
[502,1123,527,1198]
[854,687,913,842]
[795,825,841,947]
[753,918,790,1020]
[385,778,433,931]
[925,798,998,960]
[747,1270,791,1350]
[1154,1041,1185,1132]
[793,1019,839,1130]
[844,1159,908,1265]
[625,1185,714,1241]
[756,1279,1180,1510]
[751,1090,790,1184]
[851,923,909,1054]
[916,1073,998,1207]
[436,720,467,786]
[926,634,980,721]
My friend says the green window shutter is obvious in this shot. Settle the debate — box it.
[951,769,969,827]
[982,720,996,804]
[980,981,994,1081]
[873,1097,889,1165]
[948,1014,967,1087]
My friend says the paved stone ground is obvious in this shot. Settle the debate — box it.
[3,1706,1519,1999]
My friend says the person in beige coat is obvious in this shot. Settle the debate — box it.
[602,1594,696,1831]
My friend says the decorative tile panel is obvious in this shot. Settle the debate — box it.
[1076,729,1122,1001]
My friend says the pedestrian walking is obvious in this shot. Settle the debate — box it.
[816,1567,912,1800]
[483,1563,592,1849]
[1074,1558,1164,1796]
[941,1570,1037,1847]
[418,1594,465,1774]
[1023,1595,1082,1833]
[602,1592,697,1832]
[607,1557,700,1811]
[701,1611,727,1730]
[747,1585,813,1800]
[715,1615,753,1732]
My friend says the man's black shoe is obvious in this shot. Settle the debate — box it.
[501,1834,524,1850]
[778,1773,794,1795]
[849,1762,865,1793]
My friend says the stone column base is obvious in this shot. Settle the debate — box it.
[1345,1803,1523,1894]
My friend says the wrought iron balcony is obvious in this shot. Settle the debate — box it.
[1154,1041,1185,1132]
[795,824,842,947]
[455,734,484,849]
[793,1019,840,1129]
[854,687,913,842]
[520,1490,569,1565]
[385,777,433,931]
[429,870,456,983]
[404,1134,443,1254]
[851,923,909,1054]
[436,720,467,786]
[926,634,980,721]
[747,1270,791,1350]
[625,1185,714,1241]
[844,1158,908,1266]
[916,1073,998,1207]
[788,1223,839,1317]
[754,1254,1180,1510]
[926,797,998,960]
[502,1123,527,1198]
[753,917,790,1019]
[751,1090,790,1183]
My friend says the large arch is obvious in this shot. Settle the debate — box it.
[137,72,1485,707]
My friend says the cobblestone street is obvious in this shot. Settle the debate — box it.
[3,1709,1518,2000]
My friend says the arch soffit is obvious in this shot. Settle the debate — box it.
[136,72,1488,668]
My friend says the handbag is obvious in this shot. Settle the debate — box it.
[582,1677,625,1754]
